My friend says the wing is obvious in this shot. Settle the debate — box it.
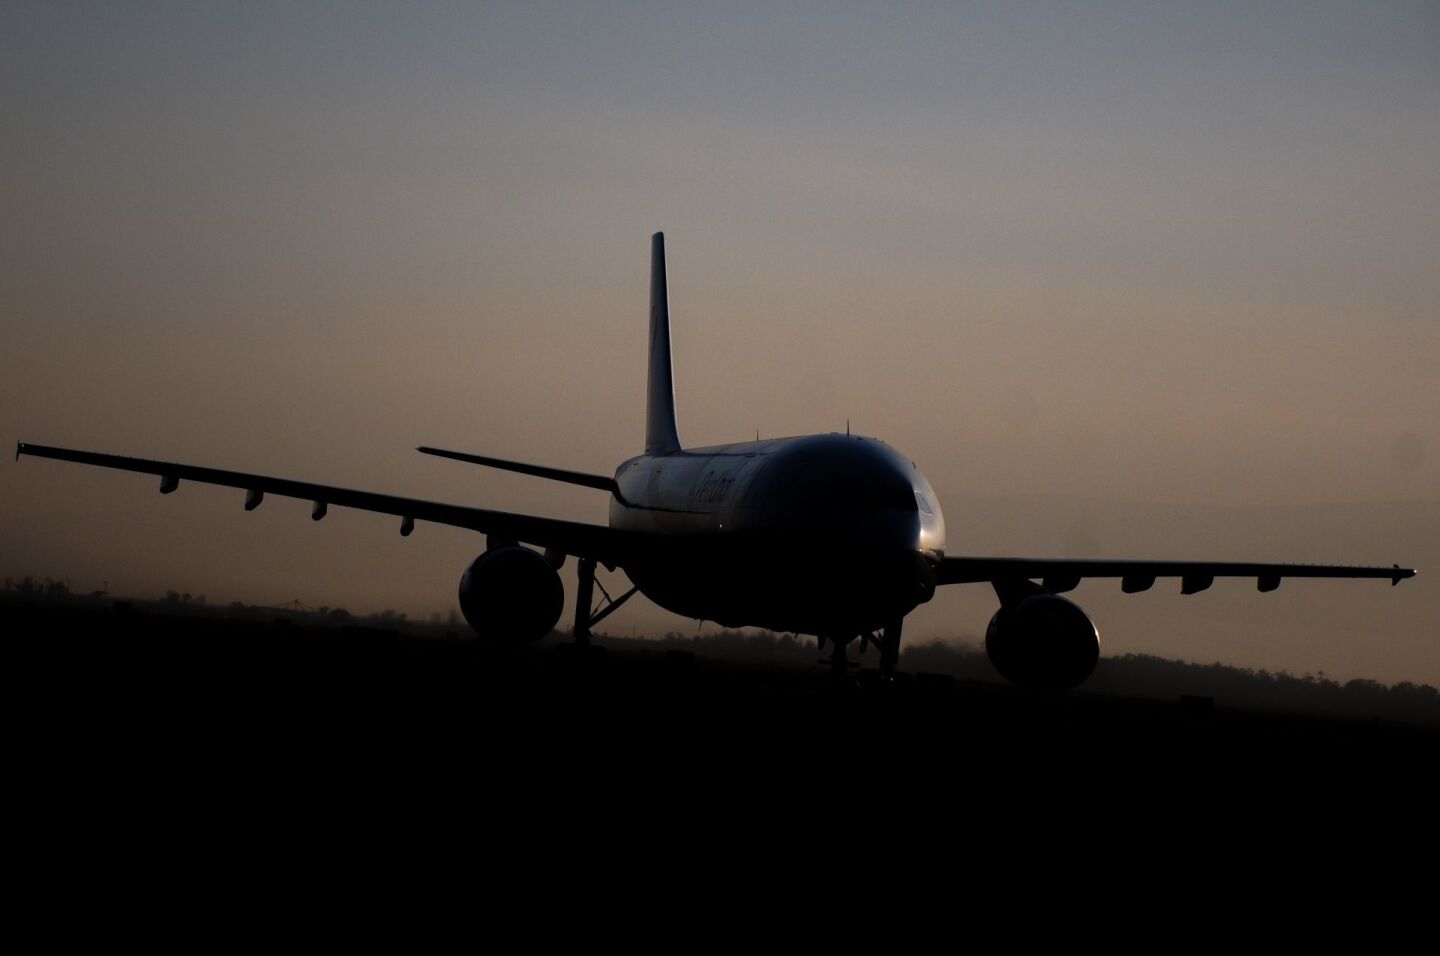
[416,446,619,493]
[935,556,1416,593]
[16,442,637,568]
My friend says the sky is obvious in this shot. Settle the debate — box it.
[3,2,1437,684]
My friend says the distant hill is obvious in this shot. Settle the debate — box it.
[592,629,1439,727]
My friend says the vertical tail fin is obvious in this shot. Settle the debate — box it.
[645,232,682,454]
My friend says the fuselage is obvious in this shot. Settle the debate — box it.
[608,433,945,637]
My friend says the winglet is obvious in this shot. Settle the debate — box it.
[15,442,22,462]
[645,232,682,455]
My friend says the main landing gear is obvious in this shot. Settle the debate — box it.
[571,557,639,647]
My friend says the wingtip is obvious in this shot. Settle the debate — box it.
[15,442,24,462]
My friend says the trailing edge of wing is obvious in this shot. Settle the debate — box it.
[17,442,635,567]
[935,556,1416,590]
[416,446,618,494]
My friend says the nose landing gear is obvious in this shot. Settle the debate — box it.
[818,633,860,677]
[823,618,904,679]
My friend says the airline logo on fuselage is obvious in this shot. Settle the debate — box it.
[695,469,736,506]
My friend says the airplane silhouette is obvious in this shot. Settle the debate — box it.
[17,233,1416,690]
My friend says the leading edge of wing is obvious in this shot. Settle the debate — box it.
[16,442,635,567]
[936,556,1417,590]
[416,446,619,494]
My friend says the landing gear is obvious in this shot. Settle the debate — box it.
[855,617,903,678]
[879,617,902,677]
[572,558,596,647]
[571,557,639,647]
[819,634,859,677]
[821,616,904,681]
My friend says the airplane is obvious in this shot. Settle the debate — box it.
[17,233,1417,691]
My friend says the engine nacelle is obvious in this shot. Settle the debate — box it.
[458,547,564,646]
[985,594,1100,692]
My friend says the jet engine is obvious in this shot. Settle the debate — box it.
[458,547,564,646]
[985,593,1100,692]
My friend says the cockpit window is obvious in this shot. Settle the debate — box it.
[915,491,933,516]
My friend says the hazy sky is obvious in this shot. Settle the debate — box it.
[4,2,1437,683]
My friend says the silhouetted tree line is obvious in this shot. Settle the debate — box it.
[900,639,1437,726]
[600,631,1438,726]
[0,577,445,634]
[615,629,818,664]
[5,577,82,600]
[1085,651,1439,726]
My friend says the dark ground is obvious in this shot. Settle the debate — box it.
[9,600,1434,783]
[7,595,1436,882]
[12,599,1429,920]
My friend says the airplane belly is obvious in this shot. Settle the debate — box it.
[620,532,935,636]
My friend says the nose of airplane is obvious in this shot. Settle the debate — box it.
[746,435,924,549]
[737,435,938,621]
